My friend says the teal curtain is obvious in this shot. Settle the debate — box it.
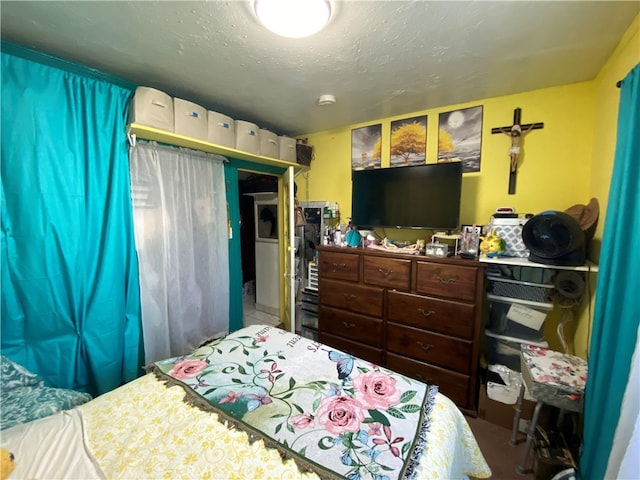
[580,64,640,479]
[1,50,143,396]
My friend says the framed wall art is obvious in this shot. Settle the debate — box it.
[390,115,427,167]
[351,124,382,171]
[437,105,483,172]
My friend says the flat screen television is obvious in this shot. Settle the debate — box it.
[351,161,463,230]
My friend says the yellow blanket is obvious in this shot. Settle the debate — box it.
[81,374,491,479]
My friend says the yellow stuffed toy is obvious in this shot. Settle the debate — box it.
[479,229,506,258]
[0,448,14,480]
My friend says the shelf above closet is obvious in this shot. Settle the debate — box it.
[127,123,307,172]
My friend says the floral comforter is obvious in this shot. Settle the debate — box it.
[0,355,92,430]
[153,325,437,480]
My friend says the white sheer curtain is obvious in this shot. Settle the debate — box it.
[129,141,229,364]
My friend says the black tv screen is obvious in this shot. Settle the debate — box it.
[351,162,463,230]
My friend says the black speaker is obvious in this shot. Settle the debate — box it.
[522,211,586,266]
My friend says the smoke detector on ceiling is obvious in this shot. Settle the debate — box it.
[317,94,336,106]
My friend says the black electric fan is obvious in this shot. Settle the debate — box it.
[522,211,586,266]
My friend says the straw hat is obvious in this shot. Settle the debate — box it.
[565,198,599,242]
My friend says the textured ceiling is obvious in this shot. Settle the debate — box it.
[2,1,638,137]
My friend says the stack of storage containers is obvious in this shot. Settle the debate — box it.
[485,266,554,372]
[298,289,319,341]
[128,86,303,162]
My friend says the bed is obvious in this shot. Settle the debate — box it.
[1,324,491,479]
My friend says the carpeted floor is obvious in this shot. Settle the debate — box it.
[465,415,536,480]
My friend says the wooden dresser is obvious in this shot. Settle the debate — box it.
[317,246,486,414]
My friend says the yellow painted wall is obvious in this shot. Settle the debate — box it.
[572,14,640,359]
[298,83,595,240]
[298,14,640,359]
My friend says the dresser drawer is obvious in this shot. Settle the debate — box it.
[319,306,383,347]
[319,279,384,317]
[386,323,473,374]
[363,256,411,290]
[318,251,360,282]
[387,290,475,340]
[386,353,471,409]
[319,332,384,365]
[416,262,478,302]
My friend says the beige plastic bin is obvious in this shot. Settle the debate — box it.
[128,87,174,132]
[207,111,235,148]
[235,120,260,155]
[174,98,207,140]
[260,129,279,158]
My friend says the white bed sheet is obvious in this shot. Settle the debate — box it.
[1,408,104,479]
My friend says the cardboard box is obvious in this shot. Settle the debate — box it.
[478,383,537,430]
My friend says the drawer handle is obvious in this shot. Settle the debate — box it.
[342,321,356,329]
[342,293,357,301]
[417,308,435,318]
[378,268,393,277]
[416,341,435,351]
[416,374,432,383]
[332,262,348,271]
[436,273,459,284]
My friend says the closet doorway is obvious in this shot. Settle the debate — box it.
[238,172,281,328]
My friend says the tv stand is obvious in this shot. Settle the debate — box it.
[316,246,486,415]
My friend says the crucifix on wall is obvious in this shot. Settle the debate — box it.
[491,107,544,194]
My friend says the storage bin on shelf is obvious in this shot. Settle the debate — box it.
[299,325,319,341]
[488,216,529,258]
[206,111,235,148]
[487,275,554,303]
[174,98,208,140]
[486,293,552,342]
[129,86,175,132]
[279,136,297,162]
[259,129,279,158]
[235,120,260,155]
[485,330,548,372]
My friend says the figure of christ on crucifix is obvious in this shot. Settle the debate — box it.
[491,107,544,194]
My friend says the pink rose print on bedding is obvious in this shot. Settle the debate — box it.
[353,370,402,410]
[169,359,207,379]
[290,413,315,430]
[315,395,365,435]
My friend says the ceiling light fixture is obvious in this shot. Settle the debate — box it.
[254,0,332,39]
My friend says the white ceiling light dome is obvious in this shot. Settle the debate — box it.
[254,0,333,38]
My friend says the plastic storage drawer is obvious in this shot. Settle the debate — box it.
[486,296,551,342]
[485,330,547,372]
[299,326,318,341]
[487,276,554,303]
[300,308,318,330]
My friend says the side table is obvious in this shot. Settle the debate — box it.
[510,344,588,475]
